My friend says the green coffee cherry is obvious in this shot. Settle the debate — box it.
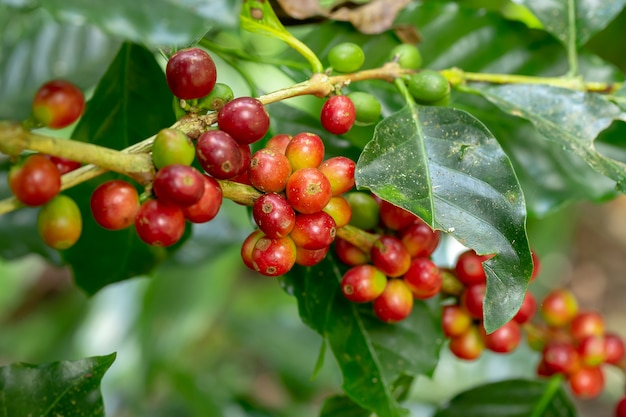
[152,128,195,169]
[344,192,380,230]
[197,83,234,112]
[407,70,450,104]
[347,91,382,125]
[328,42,365,73]
[390,44,422,70]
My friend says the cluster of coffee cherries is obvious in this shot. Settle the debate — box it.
[8,80,86,249]
[332,193,442,322]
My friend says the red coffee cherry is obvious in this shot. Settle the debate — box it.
[218,97,270,145]
[135,199,186,247]
[182,175,223,223]
[251,235,297,277]
[568,366,605,399]
[252,193,296,238]
[403,257,442,299]
[45,155,81,175]
[285,132,325,171]
[90,180,140,230]
[196,130,245,180]
[455,249,492,286]
[286,168,332,214]
[295,246,329,267]
[290,211,336,250]
[461,283,486,320]
[9,154,61,207]
[341,264,387,303]
[577,335,607,367]
[604,333,625,365]
[379,199,418,230]
[542,341,580,375]
[372,279,414,323]
[318,156,356,196]
[265,133,292,154]
[320,95,356,135]
[334,237,369,266]
[540,288,579,327]
[481,320,521,354]
[615,396,626,417]
[449,325,484,361]
[37,194,82,250]
[153,164,205,207]
[530,249,541,282]
[398,219,441,258]
[570,311,605,342]
[166,48,217,99]
[241,229,265,270]
[513,291,537,324]
[370,235,411,278]
[248,149,292,193]
[442,304,472,338]
[32,79,85,128]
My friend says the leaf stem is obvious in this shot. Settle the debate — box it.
[530,374,565,417]
[566,0,579,77]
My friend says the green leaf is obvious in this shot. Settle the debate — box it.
[39,0,240,47]
[320,395,371,417]
[282,255,443,417]
[518,0,626,47]
[62,42,179,295]
[434,377,574,417]
[473,84,626,191]
[356,105,532,332]
[0,353,116,417]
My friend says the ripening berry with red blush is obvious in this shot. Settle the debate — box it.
[32,79,85,128]
[295,246,329,267]
[251,235,297,277]
[241,229,265,270]
[248,149,292,193]
[252,193,296,238]
[318,156,356,196]
[461,283,486,320]
[403,257,442,299]
[182,175,223,223]
[370,235,411,278]
[481,320,522,354]
[285,132,325,171]
[37,195,82,250]
[568,366,605,399]
[9,154,61,207]
[90,180,140,230]
[449,325,485,361]
[454,249,493,286]
[152,164,205,207]
[286,168,332,214]
[442,304,472,338]
[373,279,414,323]
[540,288,579,327]
[379,199,418,230]
[604,333,625,365]
[290,211,336,250]
[398,219,441,258]
[46,155,82,175]
[341,264,387,303]
[135,199,186,247]
[569,311,605,342]
[334,237,369,266]
[513,291,537,324]
[322,196,352,228]
[320,95,356,135]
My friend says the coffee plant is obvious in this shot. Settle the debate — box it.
[2,0,626,416]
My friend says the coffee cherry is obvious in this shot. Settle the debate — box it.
[286,168,332,214]
[454,249,491,286]
[531,249,541,282]
[252,193,296,238]
[290,211,336,250]
[347,91,382,125]
[407,70,450,104]
[251,235,297,277]
[320,95,356,135]
[9,154,61,206]
[379,199,418,230]
[449,325,484,361]
[344,191,379,230]
[32,80,85,128]
[284,132,325,171]
[398,219,441,258]
[196,130,245,179]
[318,156,356,196]
[540,288,579,327]
[153,164,205,207]
[481,320,521,354]
[542,341,580,375]
[404,257,442,299]
[90,180,140,230]
[328,42,365,73]
[370,235,411,278]
[135,199,186,247]
[322,196,352,228]
[570,311,605,342]
[604,333,625,365]
[442,304,472,338]
[241,229,265,270]
[152,128,195,169]
[197,82,234,111]
[513,291,537,324]
[341,265,387,303]
[265,133,292,154]
[577,335,607,367]
[37,194,82,250]
[248,149,292,193]
[45,155,81,175]
[390,44,422,70]
[461,283,486,320]
[217,97,270,145]
[568,366,605,399]
[166,48,217,99]
[373,279,413,323]
[182,175,223,223]
[615,397,626,417]
[334,237,369,266]
[295,246,329,267]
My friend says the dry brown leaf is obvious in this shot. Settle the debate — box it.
[329,0,412,34]
[274,0,326,20]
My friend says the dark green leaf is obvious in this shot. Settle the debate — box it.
[62,42,179,295]
[320,395,371,417]
[473,84,626,191]
[356,105,531,332]
[282,255,442,417]
[0,353,116,417]
[434,378,574,417]
[518,0,626,47]
[39,0,240,47]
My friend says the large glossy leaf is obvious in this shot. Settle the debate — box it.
[434,378,575,417]
[0,5,118,121]
[62,42,179,295]
[281,255,442,417]
[39,0,240,47]
[518,0,626,47]
[356,105,531,332]
[473,84,626,191]
[0,353,116,417]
